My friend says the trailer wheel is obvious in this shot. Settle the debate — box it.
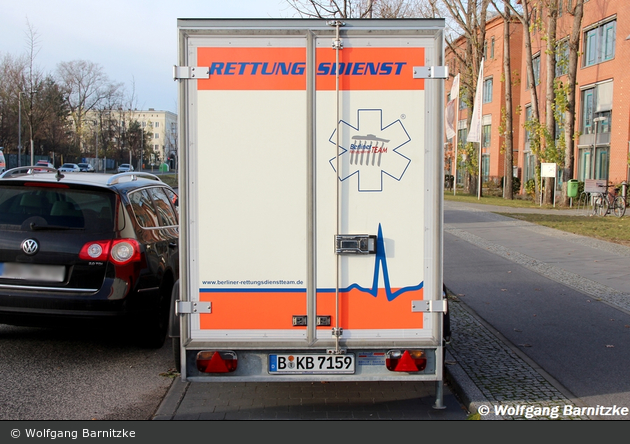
[168,280,181,372]
[172,337,181,373]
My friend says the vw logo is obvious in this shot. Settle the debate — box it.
[21,239,39,255]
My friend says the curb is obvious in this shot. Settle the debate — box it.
[152,377,189,420]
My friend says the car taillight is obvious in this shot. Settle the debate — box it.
[79,239,141,264]
[196,351,238,373]
[385,350,427,372]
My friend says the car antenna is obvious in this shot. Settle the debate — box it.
[55,169,65,182]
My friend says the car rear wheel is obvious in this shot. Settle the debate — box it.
[137,279,173,349]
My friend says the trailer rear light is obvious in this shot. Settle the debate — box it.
[385,350,427,372]
[196,351,238,373]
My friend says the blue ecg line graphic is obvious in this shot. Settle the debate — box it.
[320,224,423,301]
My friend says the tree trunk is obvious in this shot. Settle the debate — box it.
[503,4,514,199]
[562,0,584,206]
[544,0,559,205]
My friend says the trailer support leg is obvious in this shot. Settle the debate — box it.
[433,380,446,410]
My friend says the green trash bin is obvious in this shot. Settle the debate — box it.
[567,179,579,198]
[159,163,169,173]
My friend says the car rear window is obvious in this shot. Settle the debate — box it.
[0,186,117,232]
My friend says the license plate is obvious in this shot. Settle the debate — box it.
[269,354,355,374]
[0,263,65,282]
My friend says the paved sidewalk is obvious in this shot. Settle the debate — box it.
[443,200,630,419]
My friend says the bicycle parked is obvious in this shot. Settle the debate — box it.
[591,182,626,217]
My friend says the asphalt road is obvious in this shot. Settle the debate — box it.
[0,325,176,420]
[443,205,630,410]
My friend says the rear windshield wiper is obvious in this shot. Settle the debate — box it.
[29,222,85,231]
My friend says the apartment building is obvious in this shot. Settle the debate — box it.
[85,108,177,169]
[445,0,630,192]
[134,109,178,168]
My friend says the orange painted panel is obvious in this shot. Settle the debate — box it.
[316,288,424,330]
[315,47,425,91]
[197,288,423,330]
[197,47,306,90]
[198,291,307,329]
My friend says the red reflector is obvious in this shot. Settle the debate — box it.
[386,350,427,372]
[196,351,238,373]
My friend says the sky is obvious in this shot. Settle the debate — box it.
[1,0,297,113]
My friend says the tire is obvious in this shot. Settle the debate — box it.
[613,196,626,218]
[172,337,182,373]
[137,281,173,349]
[592,194,608,217]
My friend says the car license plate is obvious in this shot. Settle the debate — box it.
[0,263,65,282]
[269,354,355,374]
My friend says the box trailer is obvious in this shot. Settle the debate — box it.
[173,18,449,406]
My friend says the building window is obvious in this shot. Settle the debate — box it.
[584,20,616,67]
[555,40,569,77]
[483,78,493,103]
[524,105,532,142]
[155,122,160,127]
[154,133,159,139]
[482,124,491,148]
[482,154,490,182]
[527,54,541,88]
[533,54,541,86]
[484,40,488,60]
[490,37,495,59]
[459,91,468,110]
[580,84,612,136]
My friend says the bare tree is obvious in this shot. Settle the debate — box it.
[56,60,122,154]
[285,0,425,18]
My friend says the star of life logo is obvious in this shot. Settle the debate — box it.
[329,109,411,192]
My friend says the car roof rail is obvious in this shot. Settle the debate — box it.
[0,165,57,178]
[107,172,163,185]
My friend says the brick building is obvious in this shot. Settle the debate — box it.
[445,0,630,193]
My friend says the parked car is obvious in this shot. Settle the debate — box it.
[77,163,95,173]
[0,168,179,347]
[117,164,134,173]
[35,160,54,168]
[34,160,55,172]
[58,163,80,173]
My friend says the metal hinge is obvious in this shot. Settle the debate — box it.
[332,327,343,337]
[413,66,449,79]
[173,66,210,80]
[176,300,212,315]
[411,300,448,313]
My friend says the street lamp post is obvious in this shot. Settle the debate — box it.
[18,91,23,167]
[92,120,99,172]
